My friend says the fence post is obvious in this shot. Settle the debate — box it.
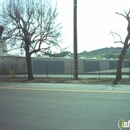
[99,61,100,79]
[71,61,72,79]
[129,65,130,78]
[24,63,26,77]
[99,68,100,79]
[46,63,48,78]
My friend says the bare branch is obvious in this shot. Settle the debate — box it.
[116,12,127,19]
[6,47,21,52]
[110,31,124,44]
[116,10,130,22]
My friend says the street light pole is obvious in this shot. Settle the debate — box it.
[74,0,78,79]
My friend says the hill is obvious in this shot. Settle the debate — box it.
[72,47,130,59]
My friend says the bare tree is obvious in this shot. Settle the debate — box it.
[0,0,62,80]
[111,9,130,84]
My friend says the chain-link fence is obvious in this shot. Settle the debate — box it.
[0,56,130,78]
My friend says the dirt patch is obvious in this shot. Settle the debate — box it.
[0,76,130,85]
[65,78,115,84]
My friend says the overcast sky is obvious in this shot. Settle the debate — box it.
[58,0,130,52]
[1,0,130,54]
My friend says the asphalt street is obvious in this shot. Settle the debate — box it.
[0,83,130,130]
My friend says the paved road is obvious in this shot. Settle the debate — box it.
[0,83,130,130]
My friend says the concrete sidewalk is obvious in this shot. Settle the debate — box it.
[0,82,130,92]
[1,74,130,78]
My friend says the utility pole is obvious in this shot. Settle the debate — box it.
[74,0,78,79]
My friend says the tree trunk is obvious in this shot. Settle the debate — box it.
[25,41,34,80]
[26,52,34,80]
[113,45,128,84]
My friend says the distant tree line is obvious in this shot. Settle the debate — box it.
[37,51,72,57]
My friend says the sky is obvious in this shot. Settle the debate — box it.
[0,0,130,54]
[58,0,130,52]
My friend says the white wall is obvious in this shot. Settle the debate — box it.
[0,39,7,56]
